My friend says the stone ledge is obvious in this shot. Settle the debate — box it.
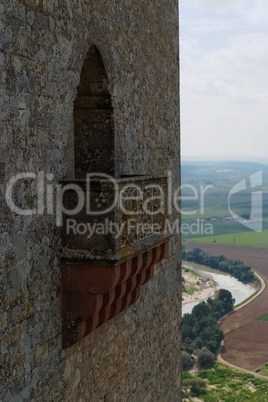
[60,233,172,265]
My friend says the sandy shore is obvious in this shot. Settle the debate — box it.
[182,268,217,305]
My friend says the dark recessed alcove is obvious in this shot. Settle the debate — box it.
[74,45,115,178]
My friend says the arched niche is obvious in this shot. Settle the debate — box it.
[74,46,115,178]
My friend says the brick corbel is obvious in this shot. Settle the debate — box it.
[61,241,169,348]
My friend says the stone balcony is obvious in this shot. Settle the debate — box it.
[60,175,171,348]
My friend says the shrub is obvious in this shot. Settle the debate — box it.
[197,347,216,369]
[183,378,206,396]
[182,351,194,370]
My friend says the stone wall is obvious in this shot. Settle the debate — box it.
[0,1,181,401]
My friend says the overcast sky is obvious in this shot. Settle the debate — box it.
[180,0,268,161]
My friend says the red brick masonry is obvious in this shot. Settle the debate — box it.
[61,241,169,348]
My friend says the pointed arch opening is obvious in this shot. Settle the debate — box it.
[74,46,115,178]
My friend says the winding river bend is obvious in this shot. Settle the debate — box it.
[182,261,256,315]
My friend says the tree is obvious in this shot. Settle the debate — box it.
[218,260,229,273]
[192,301,211,320]
[200,326,224,353]
[207,297,224,317]
[196,315,218,333]
[182,351,194,370]
[197,347,216,369]
[217,288,235,313]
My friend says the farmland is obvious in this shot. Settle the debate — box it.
[191,228,268,248]
[181,161,268,400]
[182,363,268,402]
[186,242,268,373]
[181,160,268,243]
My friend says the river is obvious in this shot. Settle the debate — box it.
[182,261,256,316]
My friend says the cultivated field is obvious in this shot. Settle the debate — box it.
[190,229,268,248]
[186,242,268,373]
[181,161,268,240]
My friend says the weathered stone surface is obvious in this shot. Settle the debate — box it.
[0,0,181,401]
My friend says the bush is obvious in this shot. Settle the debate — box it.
[217,288,235,313]
[182,351,194,370]
[183,378,206,396]
[182,370,194,380]
[197,347,216,369]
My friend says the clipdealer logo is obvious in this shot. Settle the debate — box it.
[4,170,264,236]
[228,171,263,233]
[4,171,214,236]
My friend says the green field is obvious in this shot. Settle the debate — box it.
[181,161,268,242]
[189,229,268,248]
[258,364,268,377]
[183,363,268,401]
[258,314,268,321]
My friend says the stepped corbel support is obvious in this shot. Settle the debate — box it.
[61,241,169,348]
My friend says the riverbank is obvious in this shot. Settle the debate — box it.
[182,267,217,306]
[182,260,259,316]
[232,271,265,312]
[185,243,268,373]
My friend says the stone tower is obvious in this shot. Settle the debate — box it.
[0,1,181,401]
